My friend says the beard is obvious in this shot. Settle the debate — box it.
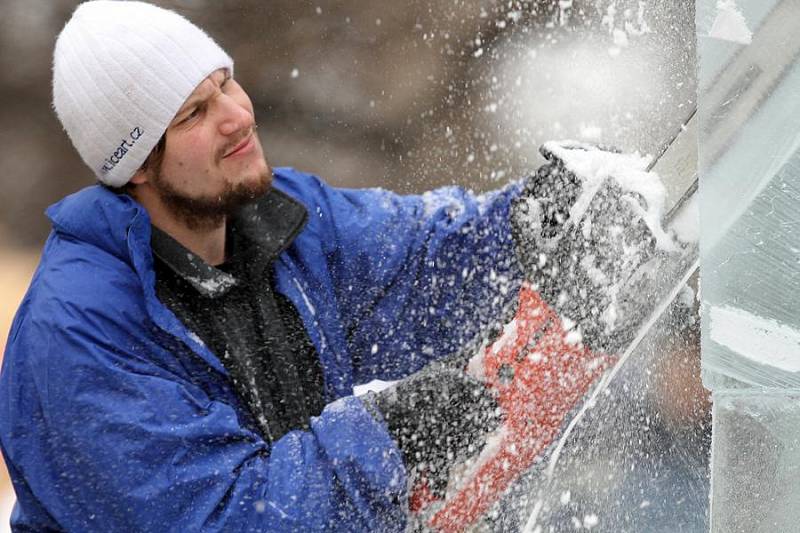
[151,168,272,231]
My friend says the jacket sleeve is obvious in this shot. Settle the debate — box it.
[7,304,407,533]
[279,169,525,383]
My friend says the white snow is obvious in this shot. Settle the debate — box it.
[558,0,573,26]
[600,301,619,332]
[710,305,800,373]
[542,141,677,253]
[579,124,603,141]
[491,318,519,355]
[564,328,583,346]
[612,29,629,48]
[353,379,395,396]
[583,513,599,528]
[420,188,468,219]
[185,275,235,294]
[708,0,752,45]
[670,193,699,244]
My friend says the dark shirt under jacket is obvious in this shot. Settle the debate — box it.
[151,189,325,442]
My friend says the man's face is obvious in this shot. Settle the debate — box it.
[144,68,272,229]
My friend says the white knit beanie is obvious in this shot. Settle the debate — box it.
[53,1,234,186]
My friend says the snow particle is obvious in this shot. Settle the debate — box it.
[583,514,599,528]
[612,29,629,48]
[290,68,299,79]
[709,0,753,45]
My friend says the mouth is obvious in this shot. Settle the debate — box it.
[223,133,255,159]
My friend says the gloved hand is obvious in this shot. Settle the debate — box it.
[510,142,659,351]
[363,364,502,494]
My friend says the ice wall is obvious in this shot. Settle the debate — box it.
[698,0,800,530]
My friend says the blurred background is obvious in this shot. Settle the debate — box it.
[0,0,698,530]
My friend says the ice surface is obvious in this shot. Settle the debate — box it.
[698,0,800,529]
[710,305,800,374]
[711,392,800,532]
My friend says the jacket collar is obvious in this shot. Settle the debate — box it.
[46,182,308,377]
[150,188,308,298]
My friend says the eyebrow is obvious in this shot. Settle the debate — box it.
[175,72,231,119]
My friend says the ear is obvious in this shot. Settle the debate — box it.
[129,168,150,186]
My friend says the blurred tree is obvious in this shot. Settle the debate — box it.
[0,0,694,248]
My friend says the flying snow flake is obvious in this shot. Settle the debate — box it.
[612,29,629,48]
[558,0,573,26]
[564,328,583,346]
[290,68,299,79]
[708,0,752,45]
[670,194,699,244]
[579,124,603,140]
[583,514,599,528]
[601,3,617,33]
[559,490,571,505]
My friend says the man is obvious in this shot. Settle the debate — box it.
[0,1,526,531]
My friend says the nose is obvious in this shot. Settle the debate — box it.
[216,94,253,137]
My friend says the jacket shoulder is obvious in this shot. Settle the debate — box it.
[9,231,147,352]
[271,167,330,206]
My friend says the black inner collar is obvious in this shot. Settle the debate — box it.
[150,188,308,298]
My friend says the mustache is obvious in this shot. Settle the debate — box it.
[218,124,259,160]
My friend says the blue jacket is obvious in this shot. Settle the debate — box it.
[0,168,522,532]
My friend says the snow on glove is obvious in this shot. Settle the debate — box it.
[510,141,661,352]
[363,364,502,495]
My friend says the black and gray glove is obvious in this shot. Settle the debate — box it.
[364,364,501,493]
[511,142,659,351]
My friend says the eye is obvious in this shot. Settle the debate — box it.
[181,107,201,124]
